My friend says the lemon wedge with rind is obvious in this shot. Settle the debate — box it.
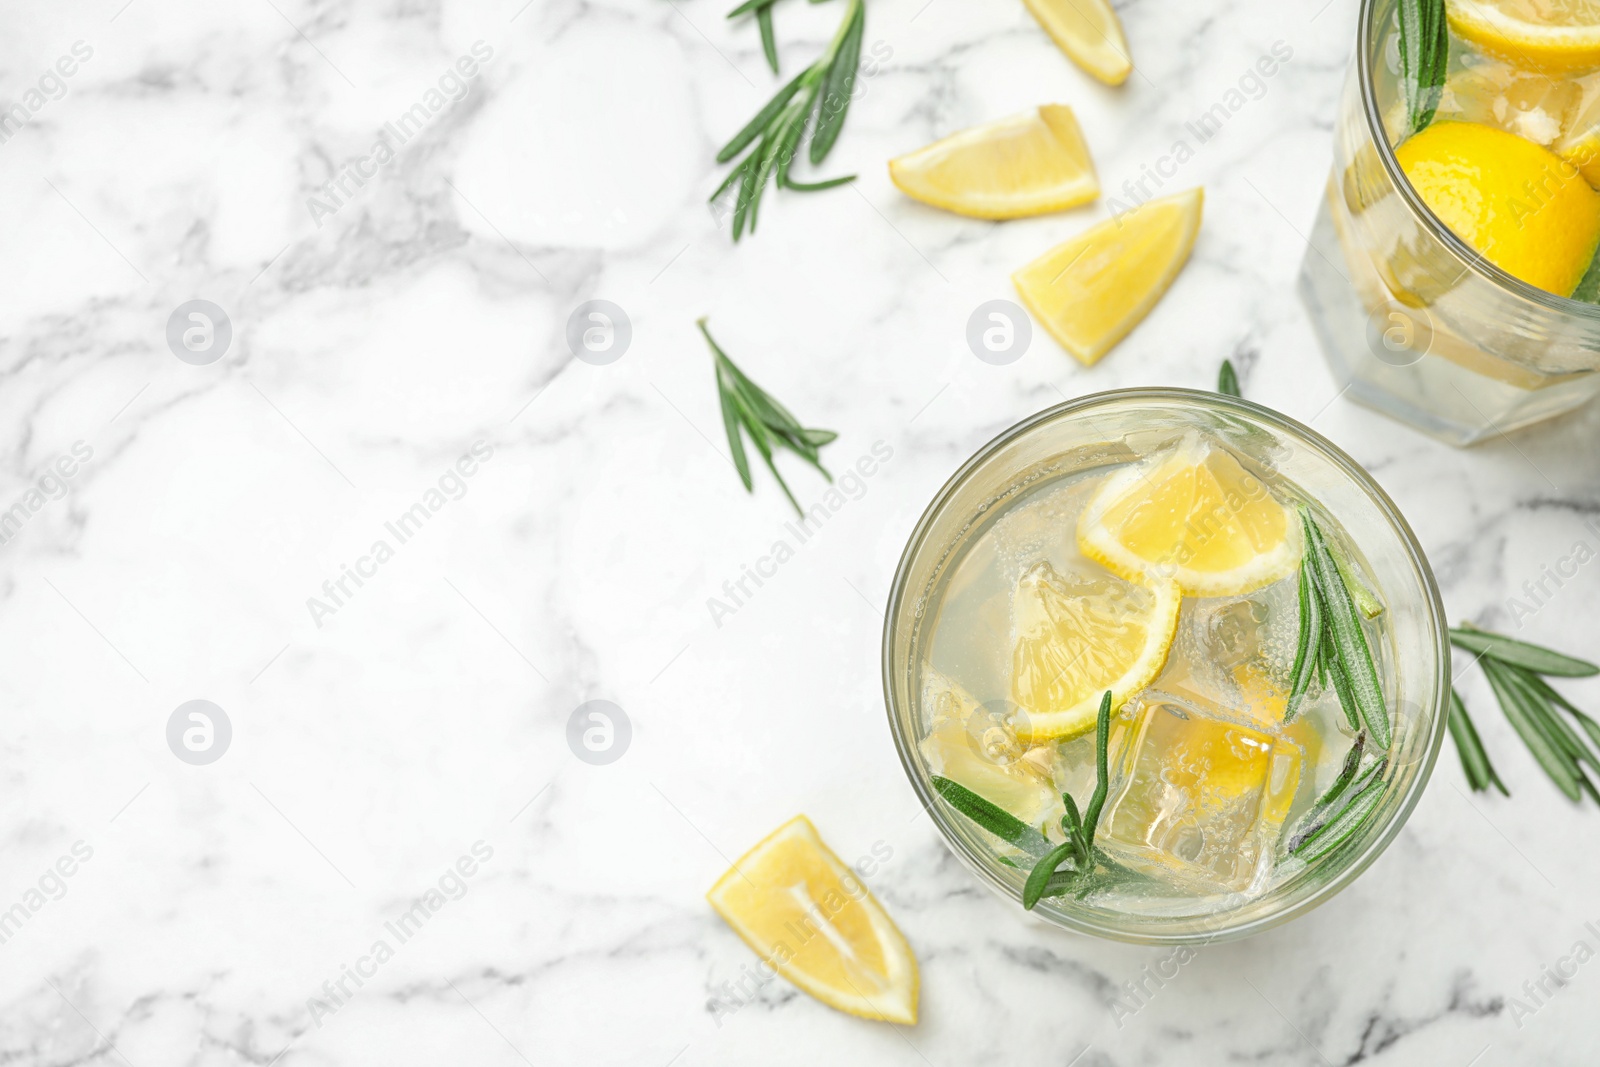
[1010,561,1181,742]
[1077,438,1301,597]
[1448,0,1600,73]
[708,816,918,1025]
[1012,187,1202,366]
[889,105,1099,220]
[1396,121,1600,297]
[1021,0,1134,86]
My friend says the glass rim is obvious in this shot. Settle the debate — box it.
[1356,0,1600,320]
[881,387,1452,945]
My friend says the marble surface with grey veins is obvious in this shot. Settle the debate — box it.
[2,0,1599,1063]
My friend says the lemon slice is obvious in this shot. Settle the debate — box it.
[1010,561,1180,741]
[1396,121,1600,296]
[888,106,1099,220]
[1077,437,1300,597]
[1012,187,1202,366]
[1448,0,1600,73]
[1020,0,1133,86]
[707,816,918,1025]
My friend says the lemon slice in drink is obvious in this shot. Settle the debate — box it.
[1077,437,1300,597]
[707,816,918,1025]
[1020,0,1133,86]
[1396,121,1600,296]
[1554,73,1600,185]
[1010,561,1180,742]
[1448,0,1600,73]
[888,106,1099,220]
[1012,187,1202,366]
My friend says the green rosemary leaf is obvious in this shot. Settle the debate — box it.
[930,776,1051,856]
[726,0,772,18]
[1303,510,1391,748]
[1481,657,1581,801]
[732,152,758,239]
[716,71,806,164]
[810,0,863,164]
[783,172,857,192]
[1523,672,1600,754]
[1079,691,1113,848]
[717,381,753,491]
[1449,625,1600,678]
[1285,736,1366,850]
[1216,359,1241,398]
[1290,764,1388,863]
[1285,560,1321,723]
[1061,791,1083,842]
[1331,541,1384,620]
[1397,0,1448,134]
[1448,688,1507,795]
[1023,840,1082,910]
[1321,625,1362,733]
[1505,665,1600,775]
[757,3,779,73]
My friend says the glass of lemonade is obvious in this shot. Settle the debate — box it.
[883,389,1449,943]
[1300,0,1600,446]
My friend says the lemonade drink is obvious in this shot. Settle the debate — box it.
[884,392,1448,941]
[1300,0,1600,445]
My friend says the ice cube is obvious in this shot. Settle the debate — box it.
[1154,580,1302,727]
[919,669,1060,829]
[1098,693,1302,894]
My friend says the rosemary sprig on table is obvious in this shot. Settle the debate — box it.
[710,0,864,240]
[698,318,836,516]
[932,692,1126,909]
[1451,624,1600,803]
[1397,0,1449,135]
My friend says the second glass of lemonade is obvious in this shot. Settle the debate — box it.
[1301,0,1600,445]
[884,390,1448,943]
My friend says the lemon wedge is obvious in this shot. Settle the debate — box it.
[1396,121,1600,296]
[1021,0,1133,86]
[1010,561,1180,741]
[707,816,918,1025]
[1077,437,1300,597]
[1448,0,1600,73]
[888,106,1099,220]
[1012,187,1202,365]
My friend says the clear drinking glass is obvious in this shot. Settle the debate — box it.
[882,389,1449,944]
[1299,0,1600,446]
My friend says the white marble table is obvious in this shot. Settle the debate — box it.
[3,0,1599,1063]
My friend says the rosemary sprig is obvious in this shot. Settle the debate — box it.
[1023,691,1113,910]
[1299,509,1392,749]
[727,0,784,73]
[1288,755,1390,862]
[698,318,836,516]
[1216,359,1241,398]
[930,776,1050,857]
[1397,0,1449,135]
[1451,623,1600,803]
[1285,558,1322,723]
[1448,688,1507,796]
[710,0,864,241]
